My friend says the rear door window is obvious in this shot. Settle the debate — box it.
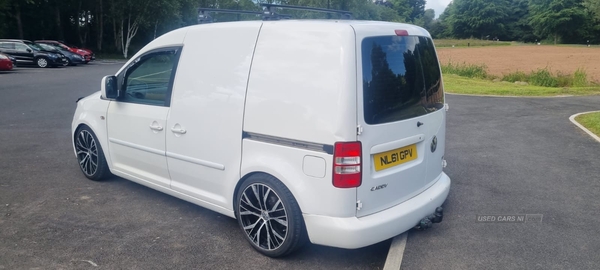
[0,42,15,49]
[362,36,444,125]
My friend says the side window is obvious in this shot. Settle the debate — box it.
[15,44,30,52]
[121,50,179,106]
[0,42,15,50]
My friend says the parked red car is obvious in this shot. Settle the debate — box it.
[34,40,95,63]
[0,53,14,71]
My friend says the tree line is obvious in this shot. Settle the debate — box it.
[1,0,597,58]
[430,0,600,44]
[0,0,433,58]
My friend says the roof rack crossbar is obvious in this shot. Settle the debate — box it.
[198,8,265,24]
[197,4,353,24]
[260,4,353,19]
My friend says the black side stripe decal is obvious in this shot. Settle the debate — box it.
[243,132,334,155]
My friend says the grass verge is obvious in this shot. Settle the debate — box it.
[434,39,512,48]
[575,112,600,137]
[502,68,589,87]
[443,74,600,96]
[441,61,596,91]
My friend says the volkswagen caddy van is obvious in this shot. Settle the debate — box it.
[72,19,450,257]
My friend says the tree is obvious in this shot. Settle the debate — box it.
[503,0,537,41]
[429,3,454,38]
[583,0,600,20]
[529,0,587,44]
[447,0,511,39]
[407,0,426,21]
[414,8,434,29]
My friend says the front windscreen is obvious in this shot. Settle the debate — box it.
[362,36,444,125]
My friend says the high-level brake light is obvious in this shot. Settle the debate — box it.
[395,30,409,36]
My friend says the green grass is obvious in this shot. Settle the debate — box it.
[442,61,594,89]
[441,62,488,79]
[575,112,600,137]
[443,74,600,96]
[502,68,590,88]
[434,39,512,48]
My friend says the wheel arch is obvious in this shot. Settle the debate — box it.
[73,123,112,172]
[72,94,112,169]
[231,171,300,216]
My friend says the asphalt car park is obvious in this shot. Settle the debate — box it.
[1,64,599,269]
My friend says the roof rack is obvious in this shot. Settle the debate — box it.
[197,4,353,24]
[198,8,265,24]
[260,4,353,20]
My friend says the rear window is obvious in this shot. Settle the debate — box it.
[362,36,444,125]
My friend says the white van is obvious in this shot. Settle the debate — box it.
[72,19,450,257]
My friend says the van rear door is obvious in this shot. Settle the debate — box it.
[353,25,445,217]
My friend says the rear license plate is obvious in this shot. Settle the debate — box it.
[373,144,418,171]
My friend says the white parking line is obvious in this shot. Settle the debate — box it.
[383,233,408,270]
[569,111,600,143]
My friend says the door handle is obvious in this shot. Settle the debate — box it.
[171,127,187,134]
[149,125,164,131]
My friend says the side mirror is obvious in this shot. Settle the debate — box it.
[101,75,119,99]
[26,48,32,53]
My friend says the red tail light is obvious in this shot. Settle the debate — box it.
[333,141,362,188]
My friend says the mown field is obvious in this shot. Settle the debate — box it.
[437,45,600,83]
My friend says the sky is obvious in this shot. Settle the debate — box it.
[425,0,452,19]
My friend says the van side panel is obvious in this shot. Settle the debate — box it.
[165,22,263,215]
[241,21,358,217]
[244,21,357,144]
[240,141,356,217]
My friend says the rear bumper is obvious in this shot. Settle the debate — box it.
[0,60,13,71]
[303,172,451,249]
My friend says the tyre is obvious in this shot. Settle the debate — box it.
[67,58,76,66]
[35,57,49,68]
[235,174,307,257]
[74,126,111,181]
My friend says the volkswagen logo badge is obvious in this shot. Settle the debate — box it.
[431,136,438,153]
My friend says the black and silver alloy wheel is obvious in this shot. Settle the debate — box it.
[236,174,307,257]
[239,183,288,251]
[74,126,111,181]
[75,129,98,177]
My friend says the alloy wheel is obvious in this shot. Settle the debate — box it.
[238,183,288,251]
[37,58,48,68]
[75,130,99,176]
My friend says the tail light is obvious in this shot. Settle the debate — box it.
[333,141,362,188]
[395,29,409,36]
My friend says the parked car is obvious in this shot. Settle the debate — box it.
[72,19,449,257]
[0,53,13,71]
[3,53,17,66]
[69,45,95,60]
[35,40,94,63]
[36,43,86,66]
[0,39,67,68]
